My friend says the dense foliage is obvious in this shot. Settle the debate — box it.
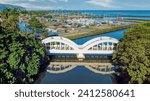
[113,22,150,84]
[0,9,20,31]
[0,9,47,84]
[27,17,48,39]
[21,10,47,17]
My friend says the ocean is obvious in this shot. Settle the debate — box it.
[79,10,150,17]
[50,10,150,20]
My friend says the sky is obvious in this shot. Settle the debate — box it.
[0,0,150,10]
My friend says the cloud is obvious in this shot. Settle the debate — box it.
[86,0,116,8]
[28,0,36,2]
[0,0,52,10]
[16,3,53,10]
[48,0,69,3]
[59,0,68,2]
[0,0,39,4]
[0,0,69,10]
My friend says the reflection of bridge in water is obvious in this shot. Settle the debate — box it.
[47,62,115,74]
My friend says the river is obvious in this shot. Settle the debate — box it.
[40,29,127,84]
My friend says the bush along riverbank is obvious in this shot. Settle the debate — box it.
[64,24,134,40]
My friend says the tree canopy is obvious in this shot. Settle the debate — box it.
[113,22,150,84]
[0,9,47,84]
[27,17,48,39]
[0,8,20,31]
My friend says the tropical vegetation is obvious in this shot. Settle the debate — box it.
[0,9,47,84]
[27,17,48,39]
[113,22,150,84]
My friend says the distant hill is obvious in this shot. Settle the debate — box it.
[0,4,25,11]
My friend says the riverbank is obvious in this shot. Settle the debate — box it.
[123,19,150,23]
[62,24,134,40]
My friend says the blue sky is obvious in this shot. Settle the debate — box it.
[0,0,150,10]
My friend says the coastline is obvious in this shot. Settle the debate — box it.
[61,24,134,40]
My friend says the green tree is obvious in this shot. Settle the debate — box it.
[27,17,48,38]
[0,8,20,31]
[113,23,150,84]
[0,29,47,84]
[0,9,47,84]
[27,17,44,34]
[45,15,53,19]
[40,29,48,39]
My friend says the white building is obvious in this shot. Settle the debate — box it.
[46,28,58,33]
[65,18,96,27]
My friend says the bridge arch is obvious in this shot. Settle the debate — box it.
[82,36,119,52]
[42,37,79,55]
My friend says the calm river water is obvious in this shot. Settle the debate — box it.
[40,29,127,84]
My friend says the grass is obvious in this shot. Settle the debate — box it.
[65,24,134,40]
[123,19,150,23]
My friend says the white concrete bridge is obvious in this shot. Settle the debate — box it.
[42,36,119,60]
